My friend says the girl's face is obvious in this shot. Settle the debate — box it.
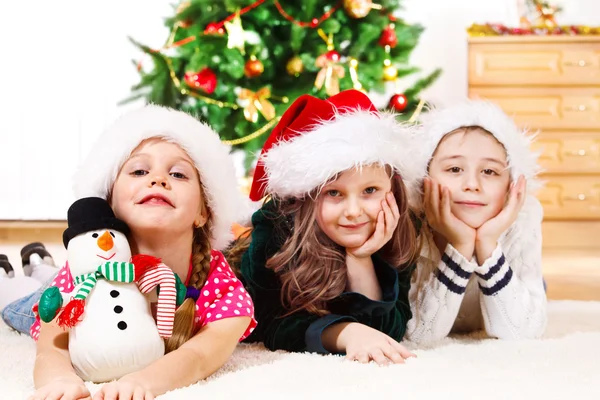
[428,129,510,229]
[110,138,207,236]
[316,165,392,249]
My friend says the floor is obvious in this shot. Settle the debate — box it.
[1,225,599,301]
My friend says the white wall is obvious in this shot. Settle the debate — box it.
[0,0,598,220]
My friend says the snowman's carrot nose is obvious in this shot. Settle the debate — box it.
[97,231,114,252]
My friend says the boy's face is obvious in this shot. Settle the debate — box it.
[428,129,511,229]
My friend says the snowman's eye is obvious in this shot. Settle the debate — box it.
[110,232,115,238]
[92,233,99,238]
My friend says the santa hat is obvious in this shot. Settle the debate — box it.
[73,105,249,250]
[416,100,543,194]
[249,89,423,201]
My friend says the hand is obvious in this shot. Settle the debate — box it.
[423,177,476,258]
[92,376,153,400]
[347,192,400,259]
[475,175,526,261]
[339,323,415,366]
[29,377,91,400]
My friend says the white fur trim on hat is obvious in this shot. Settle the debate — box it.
[261,109,424,199]
[416,100,543,193]
[73,105,250,250]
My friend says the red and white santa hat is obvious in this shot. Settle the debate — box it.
[73,105,250,250]
[416,99,543,193]
[249,89,423,201]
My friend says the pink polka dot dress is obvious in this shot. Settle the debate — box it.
[30,250,256,341]
[191,250,256,339]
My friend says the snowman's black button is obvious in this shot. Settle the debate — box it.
[114,305,123,314]
[110,290,120,298]
[117,321,127,330]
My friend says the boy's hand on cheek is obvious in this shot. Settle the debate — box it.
[424,177,476,259]
[346,192,399,259]
[475,175,526,262]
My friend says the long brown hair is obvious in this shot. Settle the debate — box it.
[227,168,420,316]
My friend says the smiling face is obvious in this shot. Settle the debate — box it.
[428,127,511,229]
[315,164,392,249]
[67,229,132,276]
[110,138,207,237]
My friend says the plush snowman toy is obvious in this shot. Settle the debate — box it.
[37,197,169,383]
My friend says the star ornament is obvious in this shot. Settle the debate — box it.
[224,13,247,55]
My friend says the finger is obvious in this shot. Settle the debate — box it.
[390,339,416,359]
[355,351,370,364]
[115,386,134,400]
[369,348,389,366]
[386,191,400,221]
[101,386,118,400]
[145,392,155,400]
[381,197,398,239]
[133,387,146,400]
[371,211,385,244]
[45,391,62,400]
[423,179,435,221]
[440,187,453,223]
[381,343,405,364]
[430,180,440,218]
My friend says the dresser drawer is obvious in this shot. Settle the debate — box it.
[538,175,600,220]
[533,132,600,174]
[468,87,600,130]
[469,41,600,86]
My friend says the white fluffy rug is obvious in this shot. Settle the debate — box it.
[2,300,600,400]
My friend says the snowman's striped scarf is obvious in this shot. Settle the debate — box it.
[73,262,136,301]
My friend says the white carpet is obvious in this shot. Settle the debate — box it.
[2,300,600,400]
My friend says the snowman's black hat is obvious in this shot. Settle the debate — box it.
[63,197,130,248]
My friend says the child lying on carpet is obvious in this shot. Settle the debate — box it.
[406,100,548,345]
[227,89,423,366]
[2,106,256,400]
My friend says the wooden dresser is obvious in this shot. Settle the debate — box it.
[468,36,600,249]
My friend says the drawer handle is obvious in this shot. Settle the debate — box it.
[563,193,588,201]
[564,105,588,112]
[563,60,591,67]
[565,149,588,156]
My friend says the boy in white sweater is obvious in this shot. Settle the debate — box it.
[406,100,547,345]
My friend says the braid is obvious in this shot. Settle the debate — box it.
[165,220,213,353]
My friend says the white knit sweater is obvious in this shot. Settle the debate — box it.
[406,195,548,344]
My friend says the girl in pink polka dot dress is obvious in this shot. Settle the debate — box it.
[25,106,256,400]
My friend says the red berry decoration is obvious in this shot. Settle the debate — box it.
[388,93,408,112]
[379,25,398,48]
[244,56,264,78]
[204,22,225,35]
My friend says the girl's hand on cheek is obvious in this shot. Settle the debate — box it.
[346,192,400,259]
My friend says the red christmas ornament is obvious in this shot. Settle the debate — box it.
[244,56,264,78]
[184,67,217,94]
[388,93,408,112]
[324,50,341,62]
[204,22,225,35]
[379,25,398,48]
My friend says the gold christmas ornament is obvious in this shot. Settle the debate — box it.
[382,59,398,81]
[343,0,381,19]
[286,56,304,76]
[314,50,345,96]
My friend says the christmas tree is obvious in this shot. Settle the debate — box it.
[125,0,441,160]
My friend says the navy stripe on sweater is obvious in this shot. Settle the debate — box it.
[436,269,467,295]
[479,267,513,296]
[475,254,506,280]
[442,252,472,280]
